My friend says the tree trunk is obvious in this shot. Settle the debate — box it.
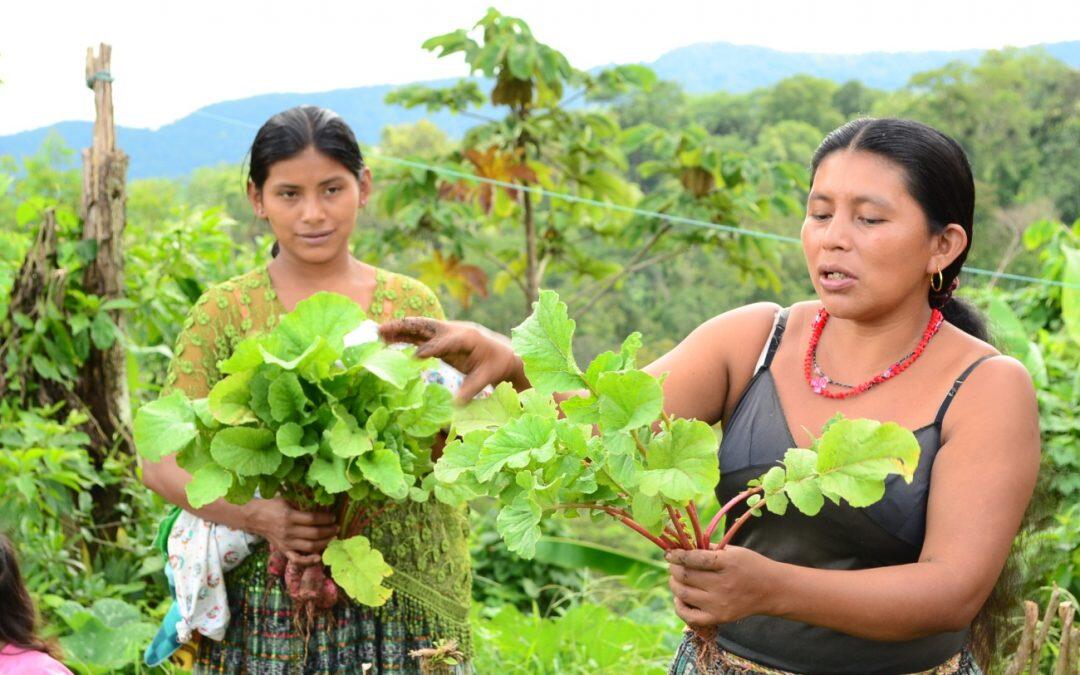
[75,44,131,530]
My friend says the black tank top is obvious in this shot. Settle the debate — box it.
[714,308,992,675]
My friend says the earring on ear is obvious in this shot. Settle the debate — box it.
[931,268,944,293]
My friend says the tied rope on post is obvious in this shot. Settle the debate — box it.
[86,70,114,89]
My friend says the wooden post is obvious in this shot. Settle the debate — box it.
[77,44,131,525]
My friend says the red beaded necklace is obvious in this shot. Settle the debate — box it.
[804,307,945,399]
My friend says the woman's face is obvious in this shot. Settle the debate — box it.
[801,149,963,320]
[249,146,371,265]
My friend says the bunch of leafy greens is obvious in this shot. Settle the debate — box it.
[133,292,453,606]
[435,290,922,557]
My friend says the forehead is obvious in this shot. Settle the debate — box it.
[264,146,354,185]
[811,150,912,203]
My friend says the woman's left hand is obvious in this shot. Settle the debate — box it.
[665,545,779,627]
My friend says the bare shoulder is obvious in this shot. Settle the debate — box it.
[644,301,783,424]
[940,350,1039,454]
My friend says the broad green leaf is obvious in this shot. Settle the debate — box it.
[451,382,521,435]
[631,492,665,534]
[782,448,824,516]
[639,419,718,502]
[134,392,196,461]
[218,340,265,374]
[815,418,921,508]
[268,371,306,422]
[476,414,557,481]
[434,431,486,482]
[208,370,258,425]
[276,422,316,457]
[511,290,586,395]
[186,463,234,508]
[209,427,280,476]
[309,455,351,494]
[361,348,423,389]
[496,492,542,559]
[559,394,599,425]
[269,292,366,360]
[323,535,393,607]
[177,438,214,474]
[399,385,453,437]
[595,370,663,433]
[618,332,643,369]
[356,447,409,500]
[760,466,789,515]
[582,351,622,389]
[329,415,373,458]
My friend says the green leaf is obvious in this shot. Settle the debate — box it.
[268,292,365,360]
[434,432,485,483]
[496,492,542,559]
[451,382,521,435]
[815,418,921,508]
[268,371,306,422]
[90,312,118,349]
[218,340,265,374]
[595,370,663,433]
[399,385,453,437]
[639,419,718,502]
[329,414,373,458]
[760,466,789,515]
[359,347,423,389]
[476,414,557,481]
[782,448,824,516]
[631,492,665,534]
[323,535,394,607]
[208,370,258,425]
[134,392,197,461]
[560,394,600,425]
[619,332,643,369]
[356,447,409,500]
[511,290,586,395]
[209,427,280,476]
[31,353,63,382]
[309,455,351,494]
[276,422,316,457]
[186,463,234,508]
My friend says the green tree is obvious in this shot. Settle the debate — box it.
[758,75,845,133]
[380,8,654,314]
[379,120,452,159]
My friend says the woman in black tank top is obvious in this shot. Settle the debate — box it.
[378,119,1041,675]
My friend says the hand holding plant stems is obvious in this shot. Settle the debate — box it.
[134,292,455,627]
[431,290,921,666]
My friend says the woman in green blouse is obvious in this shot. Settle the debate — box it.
[141,106,471,674]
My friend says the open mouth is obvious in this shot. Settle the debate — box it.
[818,266,857,290]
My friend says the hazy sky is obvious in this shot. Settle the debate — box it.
[1,0,1077,135]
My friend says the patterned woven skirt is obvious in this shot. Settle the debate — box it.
[194,548,471,674]
[667,633,982,675]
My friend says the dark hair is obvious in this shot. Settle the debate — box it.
[810,118,988,341]
[0,534,58,659]
[247,105,365,258]
[812,118,1015,666]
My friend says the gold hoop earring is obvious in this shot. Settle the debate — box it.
[931,269,944,292]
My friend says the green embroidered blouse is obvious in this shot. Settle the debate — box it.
[161,264,472,649]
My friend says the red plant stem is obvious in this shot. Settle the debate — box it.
[667,505,693,549]
[686,502,706,549]
[703,487,762,541]
[660,533,681,549]
[555,503,671,551]
[718,500,765,549]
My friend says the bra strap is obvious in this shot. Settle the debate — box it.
[934,355,996,428]
[756,308,790,374]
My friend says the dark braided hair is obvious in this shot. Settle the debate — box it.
[246,105,365,258]
[810,118,988,340]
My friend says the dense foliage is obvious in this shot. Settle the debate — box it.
[0,10,1077,672]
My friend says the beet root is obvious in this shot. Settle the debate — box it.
[267,548,288,577]
[315,576,340,610]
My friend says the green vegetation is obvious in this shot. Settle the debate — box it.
[1,8,1077,673]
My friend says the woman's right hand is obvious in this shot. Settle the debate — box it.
[378,318,529,402]
[242,497,338,565]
